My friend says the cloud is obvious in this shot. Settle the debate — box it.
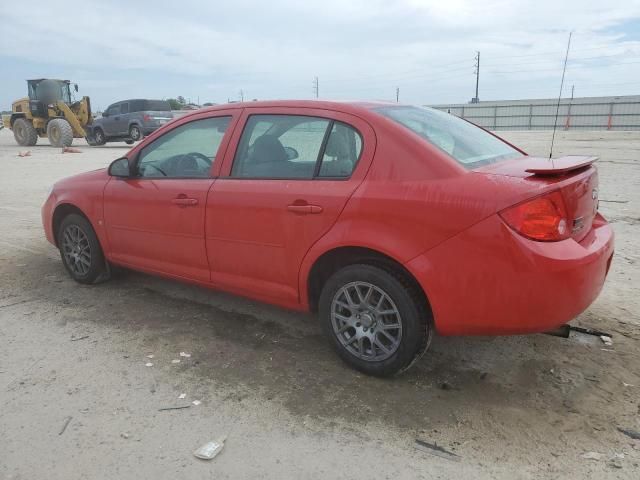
[1,0,640,107]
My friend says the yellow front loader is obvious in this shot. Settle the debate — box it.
[2,79,96,147]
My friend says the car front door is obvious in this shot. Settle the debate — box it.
[103,112,238,281]
[206,107,375,306]
[102,103,120,136]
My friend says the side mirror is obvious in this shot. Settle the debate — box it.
[108,158,131,178]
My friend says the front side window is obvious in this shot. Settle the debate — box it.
[106,104,119,116]
[137,116,231,178]
[232,115,330,179]
[375,106,521,168]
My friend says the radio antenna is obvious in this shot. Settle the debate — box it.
[549,31,572,161]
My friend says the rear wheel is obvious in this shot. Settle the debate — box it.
[58,214,107,284]
[47,118,74,147]
[13,118,38,146]
[129,124,142,141]
[319,264,432,377]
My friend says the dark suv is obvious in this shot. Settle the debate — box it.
[89,99,173,145]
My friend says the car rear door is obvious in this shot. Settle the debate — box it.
[102,103,120,136]
[117,101,130,135]
[103,110,240,281]
[205,107,376,305]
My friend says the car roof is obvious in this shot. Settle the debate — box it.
[195,99,399,117]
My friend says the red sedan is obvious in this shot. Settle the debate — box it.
[42,101,614,376]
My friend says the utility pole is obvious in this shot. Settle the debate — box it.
[396,87,399,103]
[312,76,319,98]
[472,51,480,103]
[239,89,244,102]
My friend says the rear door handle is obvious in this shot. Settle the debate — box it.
[172,197,198,207]
[287,204,323,214]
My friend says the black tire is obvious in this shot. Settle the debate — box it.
[57,214,108,284]
[13,118,38,146]
[47,118,74,147]
[319,264,432,377]
[93,128,107,146]
[125,140,134,145]
[129,124,142,141]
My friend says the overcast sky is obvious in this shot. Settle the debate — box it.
[2,0,640,110]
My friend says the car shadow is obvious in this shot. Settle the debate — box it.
[7,252,634,434]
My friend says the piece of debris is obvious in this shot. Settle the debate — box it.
[617,427,640,440]
[18,150,31,157]
[145,362,153,367]
[192,400,201,406]
[414,439,460,461]
[71,335,89,342]
[179,352,191,358]
[600,335,613,346]
[171,359,180,364]
[178,393,186,399]
[581,451,603,461]
[58,416,73,435]
[158,405,191,411]
[599,199,629,204]
[623,382,634,387]
[62,146,82,154]
[146,354,154,359]
[193,437,226,460]
[121,432,130,439]
[438,381,452,391]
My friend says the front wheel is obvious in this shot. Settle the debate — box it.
[319,264,432,377]
[47,118,74,147]
[58,214,108,284]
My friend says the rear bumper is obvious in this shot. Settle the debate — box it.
[406,213,614,336]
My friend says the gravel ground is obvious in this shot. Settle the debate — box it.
[0,128,639,479]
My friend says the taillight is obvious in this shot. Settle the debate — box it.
[499,190,570,242]
[143,114,152,121]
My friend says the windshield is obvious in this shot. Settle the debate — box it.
[375,106,522,168]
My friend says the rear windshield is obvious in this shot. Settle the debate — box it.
[130,100,171,112]
[375,106,522,168]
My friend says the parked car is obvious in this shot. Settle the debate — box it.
[42,100,614,376]
[88,99,173,145]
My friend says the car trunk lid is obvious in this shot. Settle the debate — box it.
[475,155,600,242]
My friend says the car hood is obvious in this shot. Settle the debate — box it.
[55,167,109,189]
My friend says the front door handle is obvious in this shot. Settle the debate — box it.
[287,204,323,214]
[172,196,198,207]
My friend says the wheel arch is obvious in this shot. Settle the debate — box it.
[10,113,27,126]
[305,246,433,319]
[51,203,93,247]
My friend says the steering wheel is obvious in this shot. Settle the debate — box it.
[143,163,167,176]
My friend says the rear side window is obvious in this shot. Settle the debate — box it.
[231,115,330,179]
[375,106,521,168]
[231,115,362,179]
[318,122,362,177]
[120,103,129,114]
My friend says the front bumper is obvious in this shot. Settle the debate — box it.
[406,213,614,336]
[42,192,57,246]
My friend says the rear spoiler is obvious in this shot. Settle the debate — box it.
[525,156,598,175]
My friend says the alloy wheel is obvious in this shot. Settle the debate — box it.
[61,224,92,276]
[331,281,403,361]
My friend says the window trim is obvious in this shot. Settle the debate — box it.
[226,113,363,181]
[131,115,233,180]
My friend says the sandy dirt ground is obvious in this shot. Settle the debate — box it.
[0,128,638,479]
